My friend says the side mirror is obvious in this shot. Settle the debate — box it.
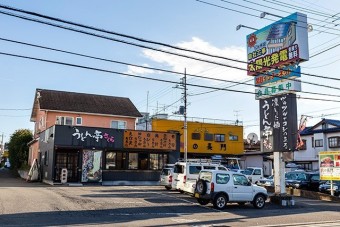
[248,181,252,186]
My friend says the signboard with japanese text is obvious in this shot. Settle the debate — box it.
[255,65,301,86]
[259,93,298,152]
[124,130,177,150]
[247,12,309,76]
[54,125,124,149]
[319,151,340,181]
[255,80,301,99]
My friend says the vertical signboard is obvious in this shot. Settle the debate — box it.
[319,151,340,181]
[259,93,298,152]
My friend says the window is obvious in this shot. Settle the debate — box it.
[150,154,159,170]
[254,169,262,175]
[214,134,225,142]
[128,153,138,169]
[229,135,238,141]
[173,164,184,174]
[233,174,249,186]
[315,139,323,147]
[216,173,230,184]
[116,152,127,169]
[312,137,314,147]
[106,152,116,170]
[111,120,126,129]
[300,139,307,150]
[56,116,73,125]
[192,133,201,140]
[329,137,340,148]
[76,117,82,125]
[204,133,213,141]
[189,166,202,174]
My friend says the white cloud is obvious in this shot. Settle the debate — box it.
[125,64,155,75]
[142,37,249,84]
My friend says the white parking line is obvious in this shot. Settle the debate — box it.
[253,220,340,227]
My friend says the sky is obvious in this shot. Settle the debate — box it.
[0,0,340,143]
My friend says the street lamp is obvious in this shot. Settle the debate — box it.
[236,24,257,31]
[260,12,283,19]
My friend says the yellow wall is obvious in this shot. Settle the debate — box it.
[151,119,244,155]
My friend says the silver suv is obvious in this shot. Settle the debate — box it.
[194,170,268,209]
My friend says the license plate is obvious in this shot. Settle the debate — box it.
[194,193,200,198]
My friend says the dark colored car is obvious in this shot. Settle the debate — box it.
[285,171,321,191]
[319,180,340,196]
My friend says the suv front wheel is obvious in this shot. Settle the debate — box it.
[253,194,266,209]
[213,194,227,210]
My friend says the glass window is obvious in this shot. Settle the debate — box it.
[216,173,230,184]
[254,169,261,175]
[329,137,340,148]
[315,139,323,147]
[106,152,116,170]
[173,164,184,174]
[204,133,213,141]
[215,134,225,142]
[56,116,73,125]
[128,153,138,169]
[300,139,307,150]
[111,120,126,129]
[76,117,82,125]
[233,174,249,186]
[199,171,212,182]
[189,166,202,174]
[192,133,201,140]
[229,135,238,141]
[150,154,159,170]
[159,154,168,169]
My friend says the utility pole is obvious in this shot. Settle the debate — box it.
[178,69,188,162]
[146,91,149,131]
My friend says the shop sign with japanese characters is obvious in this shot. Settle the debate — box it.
[319,151,340,181]
[255,80,301,99]
[124,130,177,150]
[259,93,297,152]
[255,65,301,86]
[247,12,309,76]
[54,125,124,148]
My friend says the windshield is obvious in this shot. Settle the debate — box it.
[199,171,212,182]
[243,168,254,175]
[161,168,171,175]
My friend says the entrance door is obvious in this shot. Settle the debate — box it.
[55,151,80,183]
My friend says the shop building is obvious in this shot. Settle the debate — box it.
[29,88,180,184]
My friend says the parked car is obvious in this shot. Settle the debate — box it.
[319,180,340,196]
[242,167,264,184]
[159,164,174,190]
[285,171,321,191]
[4,159,10,168]
[172,160,228,194]
[257,175,274,187]
[194,170,268,209]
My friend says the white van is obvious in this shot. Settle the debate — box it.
[172,160,228,194]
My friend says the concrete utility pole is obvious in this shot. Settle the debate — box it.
[182,69,188,162]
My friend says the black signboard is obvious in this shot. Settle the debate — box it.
[259,93,298,152]
[54,125,124,149]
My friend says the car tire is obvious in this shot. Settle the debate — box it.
[197,198,209,205]
[253,194,266,209]
[196,179,207,195]
[165,186,171,190]
[213,194,227,210]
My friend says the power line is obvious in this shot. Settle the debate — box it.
[2,36,340,99]
[0,108,31,110]
[1,8,340,83]
[2,51,340,103]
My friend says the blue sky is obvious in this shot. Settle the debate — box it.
[1,0,340,143]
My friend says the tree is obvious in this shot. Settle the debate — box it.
[8,129,33,169]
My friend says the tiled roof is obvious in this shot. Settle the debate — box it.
[32,89,142,119]
[300,119,340,135]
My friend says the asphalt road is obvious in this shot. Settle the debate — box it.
[0,168,339,227]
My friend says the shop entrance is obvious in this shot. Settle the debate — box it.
[55,150,80,183]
